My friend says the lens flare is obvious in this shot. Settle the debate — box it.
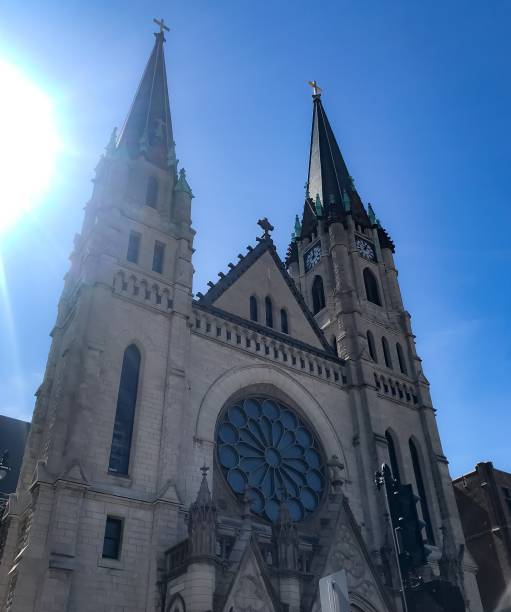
[0,60,60,233]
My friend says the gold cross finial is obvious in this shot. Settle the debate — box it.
[308,80,322,96]
[153,18,170,34]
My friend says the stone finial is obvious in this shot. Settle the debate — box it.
[188,465,217,557]
[274,503,299,571]
[367,203,377,225]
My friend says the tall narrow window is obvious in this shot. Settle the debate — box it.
[367,331,377,362]
[396,343,408,375]
[127,232,141,264]
[312,275,325,314]
[409,439,434,543]
[280,309,288,334]
[331,336,338,357]
[108,345,141,475]
[102,517,123,559]
[382,337,393,369]
[265,297,273,328]
[250,296,258,322]
[363,268,381,306]
[146,176,158,208]
[152,241,165,274]
[385,431,400,483]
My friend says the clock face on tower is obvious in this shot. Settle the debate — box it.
[355,237,376,262]
[304,242,321,273]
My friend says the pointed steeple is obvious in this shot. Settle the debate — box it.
[307,91,352,209]
[117,20,176,170]
[304,85,370,227]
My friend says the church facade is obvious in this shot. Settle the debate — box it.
[0,26,483,612]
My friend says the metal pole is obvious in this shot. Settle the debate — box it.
[376,464,409,612]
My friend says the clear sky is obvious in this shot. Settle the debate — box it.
[1,1,510,478]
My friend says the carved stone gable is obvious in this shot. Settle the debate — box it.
[222,541,280,612]
[321,497,393,612]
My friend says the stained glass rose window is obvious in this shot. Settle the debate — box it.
[216,397,326,522]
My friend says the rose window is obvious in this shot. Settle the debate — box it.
[216,396,326,522]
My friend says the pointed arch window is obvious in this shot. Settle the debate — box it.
[385,431,401,483]
[396,342,408,375]
[312,275,325,314]
[250,296,258,322]
[108,344,141,475]
[280,309,288,334]
[382,337,393,369]
[367,331,377,362]
[146,176,159,208]
[265,296,273,328]
[409,439,434,543]
[363,268,381,306]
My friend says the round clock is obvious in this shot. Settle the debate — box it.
[355,238,376,261]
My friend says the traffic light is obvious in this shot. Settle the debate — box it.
[392,483,427,571]
[376,464,427,573]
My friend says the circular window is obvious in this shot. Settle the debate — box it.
[216,396,326,522]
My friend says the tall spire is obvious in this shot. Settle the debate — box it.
[307,87,353,210]
[288,84,376,243]
[117,19,176,170]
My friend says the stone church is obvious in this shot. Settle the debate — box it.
[0,24,483,612]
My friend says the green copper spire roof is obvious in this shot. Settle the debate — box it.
[294,214,302,238]
[314,193,323,216]
[175,167,193,196]
[117,22,176,171]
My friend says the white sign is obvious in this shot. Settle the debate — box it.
[319,570,350,612]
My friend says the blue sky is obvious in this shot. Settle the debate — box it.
[1,1,510,478]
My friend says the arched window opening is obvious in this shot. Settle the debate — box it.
[250,296,258,322]
[108,344,141,475]
[146,176,159,208]
[280,309,288,334]
[382,337,393,369]
[363,268,381,306]
[409,439,435,544]
[312,275,326,314]
[167,594,186,612]
[265,296,273,328]
[396,342,408,375]
[385,431,401,483]
[331,336,338,357]
[367,331,377,362]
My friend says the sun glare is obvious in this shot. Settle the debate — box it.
[0,60,60,233]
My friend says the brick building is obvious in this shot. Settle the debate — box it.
[454,462,511,612]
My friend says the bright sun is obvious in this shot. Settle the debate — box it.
[0,60,60,233]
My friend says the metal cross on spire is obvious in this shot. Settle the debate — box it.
[153,17,170,34]
[308,80,322,96]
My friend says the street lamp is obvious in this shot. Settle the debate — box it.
[0,450,10,481]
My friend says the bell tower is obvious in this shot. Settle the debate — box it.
[286,85,474,599]
[0,21,195,611]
